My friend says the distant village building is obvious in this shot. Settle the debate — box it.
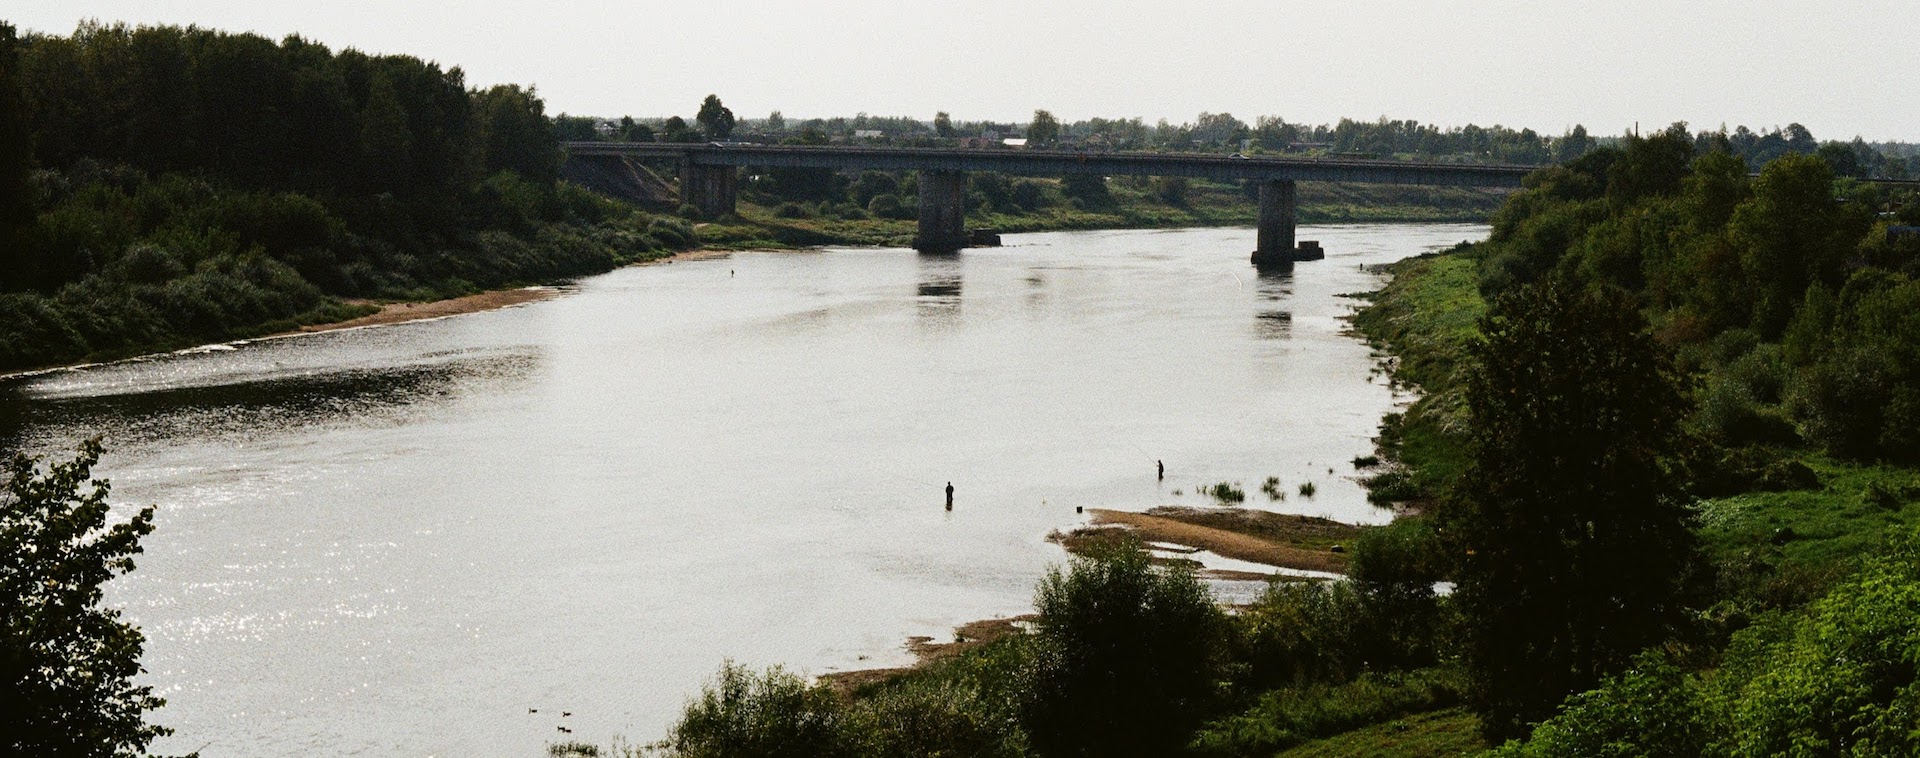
[853,129,884,139]
[1002,138,1028,148]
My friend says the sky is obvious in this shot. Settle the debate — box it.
[8,0,1917,141]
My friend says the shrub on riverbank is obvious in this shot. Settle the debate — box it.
[647,534,1468,758]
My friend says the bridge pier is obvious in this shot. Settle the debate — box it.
[679,159,736,219]
[1251,179,1297,267]
[914,170,968,253]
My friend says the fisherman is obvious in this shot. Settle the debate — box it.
[945,482,954,510]
[1157,460,1165,481]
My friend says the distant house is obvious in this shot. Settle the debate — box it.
[1002,138,1029,148]
[853,129,884,139]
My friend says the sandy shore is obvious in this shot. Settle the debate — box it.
[270,250,739,337]
[275,287,562,336]
[1051,506,1358,574]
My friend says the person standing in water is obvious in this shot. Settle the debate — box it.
[1157,460,1164,481]
[945,482,954,510]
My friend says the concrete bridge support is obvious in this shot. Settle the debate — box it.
[1251,179,1298,267]
[915,170,969,253]
[679,159,737,219]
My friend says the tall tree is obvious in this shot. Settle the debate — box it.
[1449,280,1702,742]
[662,115,697,143]
[1027,109,1060,145]
[695,94,735,140]
[2,439,171,756]
[473,83,558,181]
[0,23,34,233]
[1552,124,1593,163]
[933,110,953,138]
[1729,154,1852,338]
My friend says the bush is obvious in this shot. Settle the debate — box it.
[1010,180,1050,211]
[1695,378,1797,446]
[1022,542,1227,757]
[856,670,1032,758]
[865,194,903,219]
[774,202,810,219]
[664,662,864,758]
[1206,482,1245,504]
[1190,668,1468,756]
[1491,652,1704,758]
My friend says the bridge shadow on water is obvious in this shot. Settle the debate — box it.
[915,252,964,326]
[1253,264,1296,340]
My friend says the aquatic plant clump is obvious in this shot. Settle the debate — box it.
[1207,482,1247,504]
[1261,476,1286,501]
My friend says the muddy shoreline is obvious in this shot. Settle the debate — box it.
[0,250,740,382]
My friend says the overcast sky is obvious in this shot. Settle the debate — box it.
[9,0,1917,141]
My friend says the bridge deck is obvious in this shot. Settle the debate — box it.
[564,142,1534,187]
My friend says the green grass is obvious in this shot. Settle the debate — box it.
[1191,668,1471,757]
[1271,707,1486,758]
[1697,454,1920,571]
[1352,248,1489,500]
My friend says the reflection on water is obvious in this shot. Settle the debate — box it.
[915,252,964,325]
[1,224,1485,757]
[2,351,538,454]
[1254,310,1295,339]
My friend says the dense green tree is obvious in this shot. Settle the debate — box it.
[0,23,34,262]
[1449,280,1702,742]
[696,94,735,140]
[1816,141,1864,178]
[1026,109,1060,145]
[662,115,697,143]
[764,110,784,134]
[933,111,953,138]
[1059,173,1113,210]
[1,439,170,757]
[1606,124,1694,210]
[1021,542,1226,757]
[1552,124,1594,163]
[472,84,558,181]
[1728,154,1855,337]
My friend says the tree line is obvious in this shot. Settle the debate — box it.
[555,95,1920,178]
[0,21,689,371]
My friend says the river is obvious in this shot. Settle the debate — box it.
[0,223,1484,756]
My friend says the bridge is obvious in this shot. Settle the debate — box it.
[564,142,1535,265]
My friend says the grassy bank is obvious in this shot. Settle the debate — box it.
[1351,241,1920,579]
